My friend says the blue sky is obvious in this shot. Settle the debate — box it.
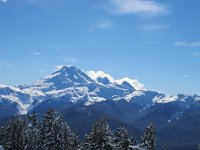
[0,0,200,95]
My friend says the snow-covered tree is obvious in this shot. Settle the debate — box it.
[39,108,79,150]
[0,127,5,147]
[82,119,114,150]
[39,109,63,149]
[129,136,137,146]
[0,109,159,150]
[24,112,40,150]
[113,127,130,150]
[63,124,79,150]
[3,119,27,150]
[140,123,156,150]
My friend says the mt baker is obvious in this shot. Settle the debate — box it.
[0,66,200,150]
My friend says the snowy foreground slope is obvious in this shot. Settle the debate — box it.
[0,66,200,150]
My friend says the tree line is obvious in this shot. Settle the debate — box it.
[0,109,155,150]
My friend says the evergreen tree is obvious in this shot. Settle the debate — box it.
[24,112,40,150]
[63,124,79,150]
[39,108,79,150]
[83,119,114,150]
[3,119,27,150]
[0,127,5,147]
[114,127,130,150]
[0,109,159,150]
[129,136,137,146]
[39,109,62,149]
[140,123,156,150]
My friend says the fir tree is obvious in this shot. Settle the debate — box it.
[114,127,130,150]
[0,109,159,150]
[83,119,114,150]
[129,136,137,146]
[3,119,27,150]
[140,123,156,150]
[39,108,79,150]
[0,127,5,147]
[24,112,40,150]
[63,125,79,150]
[39,109,63,150]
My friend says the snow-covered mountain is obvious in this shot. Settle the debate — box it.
[1,65,200,149]
[0,65,199,116]
[19,66,146,107]
[0,85,33,115]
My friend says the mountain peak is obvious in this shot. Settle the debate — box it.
[46,65,86,79]
[53,65,93,83]
[58,65,79,72]
[115,78,144,91]
[87,71,114,85]
[31,65,94,91]
[87,70,144,90]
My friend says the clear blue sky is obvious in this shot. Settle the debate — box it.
[0,0,200,95]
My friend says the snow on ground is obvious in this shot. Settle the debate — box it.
[0,145,4,150]
[115,78,144,90]
[153,95,178,103]
[44,72,61,79]
[87,71,115,83]
[124,91,145,101]
[23,88,45,97]
[85,96,106,106]
[87,71,144,90]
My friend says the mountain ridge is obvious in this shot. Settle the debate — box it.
[0,65,199,115]
[1,65,200,149]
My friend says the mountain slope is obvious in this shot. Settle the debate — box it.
[0,65,200,149]
[0,65,199,122]
[0,85,33,115]
[20,66,143,106]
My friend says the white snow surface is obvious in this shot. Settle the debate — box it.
[195,96,200,101]
[87,71,115,83]
[0,84,23,93]
[115,78,144,90]
[114,90,145,101]
[123,91,145,101]
[0,145,4,150]
[153,95,179,103]
[44,72,61,79]
[0,66,199,115]
[87,71,144,90]
[0,95,30,115]
[0,84,34,114]
[23,88,45,97]
[85,96,106,106]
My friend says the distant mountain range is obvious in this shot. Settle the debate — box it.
[0,66,200,150]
